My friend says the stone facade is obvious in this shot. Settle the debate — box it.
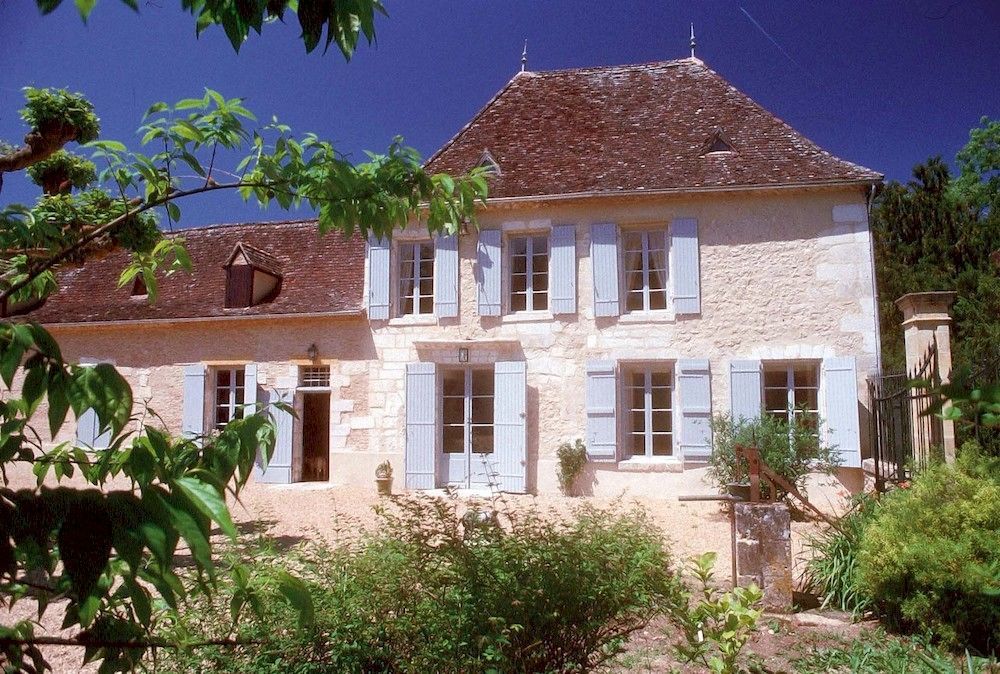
[37,186,879,497]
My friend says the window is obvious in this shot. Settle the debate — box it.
[509,235,549,312]
[627,367,674,457]
[623,230,668,312]
[398,242,434,316]
[214,367,245,429]
[130,275,148,298]
[225,266,254,308]
[442,368,495,455]
[300,366,331,387]
[764,362,819,430]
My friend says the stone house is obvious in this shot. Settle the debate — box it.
[27,58,883,496]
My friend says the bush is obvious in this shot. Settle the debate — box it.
[856,444,1000,653]
[161,495,682,673]
[707,413,840,499]
[801,492,882,616]
[556,438,588,495]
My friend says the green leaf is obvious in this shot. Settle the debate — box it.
[277,571,314,629]
[73,0,96,20]
[173,476,237,539]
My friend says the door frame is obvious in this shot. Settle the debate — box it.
[438,366,496,489]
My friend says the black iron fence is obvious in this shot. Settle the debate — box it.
[868,340,944,490]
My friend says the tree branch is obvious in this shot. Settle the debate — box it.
[0,635,259,649]
[0,124,78,175]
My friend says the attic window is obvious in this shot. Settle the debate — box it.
[224,242,283,309]
[130,275,148,298]
[476,150,501,175]
[701,130,736,155]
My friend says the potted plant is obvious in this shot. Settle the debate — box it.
[375,460,393,496]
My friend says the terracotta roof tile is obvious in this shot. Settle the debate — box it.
[425,58,882,198]
[30,220,364,324]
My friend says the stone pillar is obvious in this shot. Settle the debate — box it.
[734,502,792,612]
[895,291,957,462]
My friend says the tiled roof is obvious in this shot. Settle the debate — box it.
[425,58,882,198]
[227,242,284,277]
[30,221,365,324]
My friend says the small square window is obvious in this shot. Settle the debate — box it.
[300,366,331,387]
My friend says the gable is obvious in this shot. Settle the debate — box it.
[425,58,881,199]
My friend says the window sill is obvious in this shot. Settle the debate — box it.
[500,311,554,324]
[617,457,683,473]
[388,315,439,327]
[617,311,675,324]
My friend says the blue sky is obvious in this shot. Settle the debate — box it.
[1,0,998,227]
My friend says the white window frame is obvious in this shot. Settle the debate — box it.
[507,233,550,313]
[625,366,675,459]
[214,367,245,430]
[622,228,669,313]
[763,361,820,428]
[397,241,435,317]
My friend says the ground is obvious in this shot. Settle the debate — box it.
[3,463,856,673]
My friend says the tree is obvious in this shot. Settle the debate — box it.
[0,68,486,674]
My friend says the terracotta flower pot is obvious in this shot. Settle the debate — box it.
[375,477,392,496]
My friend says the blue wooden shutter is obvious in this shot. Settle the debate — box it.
[257,388,293,483]
[670,218,701,315]
[590,223,620,317]
[586,360,618,461]
[822,356,861,468]
[550,225,577,314]
[181,363,206,439]
[729,360,763,424]
[494,361,527,492]
[75,408,98,448]
[477,229,501,316]
[243,363,259,413]
[405,362,437,489]
[434,235,459,318]
[677,359,712,463]
[367,235,390,320]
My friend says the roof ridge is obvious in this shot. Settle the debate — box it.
[524,57,696,77]
[170,219,319,234]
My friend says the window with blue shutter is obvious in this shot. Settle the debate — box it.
[494,361,527,492]
[550,225,577,314]
[822,356,862,468]
[729,360,763,423]
[434,235,459,318]
[256,388,293,484]
[586,360,618,460]
[181,363,206,440]
[677,359,712,464]
[367,236,391,320]
[405,362,437,489]
[476,230,502,316]
[670,218,701,315]
[75,408,98,449]
[590,224,620,317]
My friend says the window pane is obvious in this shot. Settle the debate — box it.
[532,236,548,254]
[795,387,819,412]
[630,372,645,389]
[399,260,414,281]
[647,231,667,251]
[648,289,667,310]
[632,432,646,456]
[510,237,527,256]
[651,385,671,410]
[764,369,787,388]
[419,296,434,315]
[471,369,494,396]
[652,410,672,433]
[419,260,434,279]
[511,273,527,293]
[532,272,549,292]
[532,253,549,274]
[794,365,819,388]
[511,293,527,312]
[764,387,788,412]
[419,277,433,297]
[631,410,646,434]
[401,296,414,316]
[217,370,231,388]
[626,291,644,312]
[472,397,493,424]
[401,245,415,264]
[650,371,671,388]
[512,254,527,274]
[767,410,789,425]
[418,243,434,261]
[651,433,672,456]
[535,289,549,310]
[624,247,643,274]
[235,369,245,387]
[443,371,464,396]
[623,232,643,253]
[443,397,464,424]
[443,425,464,453]
[471,426,493,453]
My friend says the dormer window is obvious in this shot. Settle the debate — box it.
[701,129,736,155]
[224,242,283,309]
[476,150,501,176]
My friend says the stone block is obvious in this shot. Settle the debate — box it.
[735,502,792,612]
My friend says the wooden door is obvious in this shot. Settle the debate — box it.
[301,391,330,481]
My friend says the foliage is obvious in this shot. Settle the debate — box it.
[801,493,881,616]
[25,150,97,193]
[160,495,682,673]
[934,373,1000,455]
[856,446,1000,653]
[374,459,391,479]
[556,438,587,495]
[42,0,387,57]
[793,628,998,674]
[670,552,763,674]
[872,120,1000,379]
[20,87,101,143]
[706,413,840,499]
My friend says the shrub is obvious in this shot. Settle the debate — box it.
[556,438,588,495]
[856,444,1000,653]
[707,413,840,499]
[161,495,682,673]
[801,492,882,616]
[671,552,763,674]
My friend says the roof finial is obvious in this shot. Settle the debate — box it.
[690,23,696,59]
[521,39,528,72]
